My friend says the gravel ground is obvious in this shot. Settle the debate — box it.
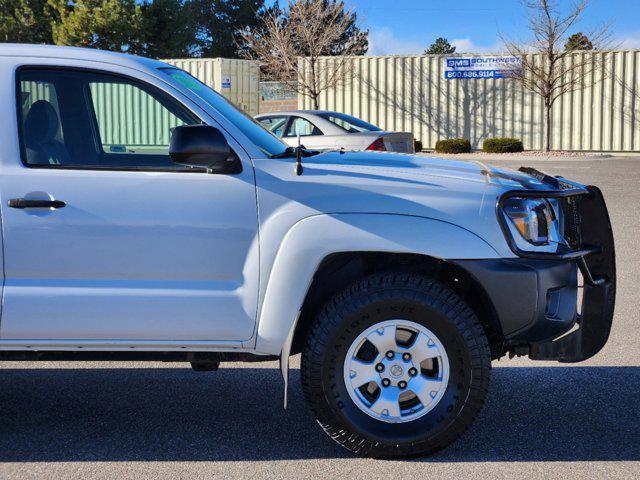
[0,156,639,479]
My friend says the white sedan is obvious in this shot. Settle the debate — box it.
[255,110,414,153]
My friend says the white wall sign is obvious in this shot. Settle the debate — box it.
[444,56,521,79]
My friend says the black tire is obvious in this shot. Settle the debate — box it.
[301,272,491,458]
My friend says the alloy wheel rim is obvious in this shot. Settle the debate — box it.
[343,319,450,423]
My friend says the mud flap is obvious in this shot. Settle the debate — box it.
[280,312,299,409]
[529,186,616,362]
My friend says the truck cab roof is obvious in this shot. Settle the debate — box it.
[0,44,166,72]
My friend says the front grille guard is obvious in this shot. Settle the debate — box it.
[505,167,617,362]
[498,168,610,278]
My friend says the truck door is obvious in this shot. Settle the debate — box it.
[0,66,259,345]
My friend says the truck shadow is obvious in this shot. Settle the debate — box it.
[0,364,637,462]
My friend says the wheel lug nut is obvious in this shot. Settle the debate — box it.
[385,351,395,359]
[402,352,411,361]
[398,381,407,389]
[381,378,391,387]
[409,367,418,377]
[375,363,385,372]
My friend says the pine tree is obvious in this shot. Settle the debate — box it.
[140,0,197,58]
[194,0,266,58]
[50,0,144,53]
[0,0,56,43]
[565,32,593,51]
[425,37,456,55]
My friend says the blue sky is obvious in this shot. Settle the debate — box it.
[270,0,640,55]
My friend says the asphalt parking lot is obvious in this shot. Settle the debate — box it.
[0,156,639,479]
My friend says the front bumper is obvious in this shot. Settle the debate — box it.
[456,174,616,363]
[454,258,580,343]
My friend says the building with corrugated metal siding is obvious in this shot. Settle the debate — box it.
[163,58,260,116]
[299,51,640,152]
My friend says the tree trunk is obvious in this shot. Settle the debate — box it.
[544,102,552,152]
[309,57,319,110]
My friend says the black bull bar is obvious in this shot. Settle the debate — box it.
[514,169,616,363]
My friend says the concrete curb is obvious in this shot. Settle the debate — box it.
[415,152,640,162]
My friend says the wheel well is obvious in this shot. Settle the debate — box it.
[291,252,504,359]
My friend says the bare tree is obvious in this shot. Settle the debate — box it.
[239,0,368,109]
[503,0,611,151]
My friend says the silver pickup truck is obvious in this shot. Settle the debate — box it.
[0,44,615,458]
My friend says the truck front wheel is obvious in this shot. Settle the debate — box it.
[301,272,491,458]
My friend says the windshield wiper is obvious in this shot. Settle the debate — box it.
[270,143,321,176]
[270,146,297,158]
[270,146,320,159]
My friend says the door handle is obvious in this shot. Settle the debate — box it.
[7,198,66,209]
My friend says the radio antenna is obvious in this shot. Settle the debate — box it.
[295,133,304,176]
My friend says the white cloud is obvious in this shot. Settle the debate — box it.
[366,29,507,56]
[617,35,640,49]
[451,38,505,54]
[367,27,424,56]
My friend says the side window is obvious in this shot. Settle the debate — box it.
[258,116,288,137]
[322,114,380,133]
[326,116,361,133]
[89,81,189,156]
[285,117,323,137]
[17,68,198,170]
[19,78,67,165]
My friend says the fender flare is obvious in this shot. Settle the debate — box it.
[253,213,501,405]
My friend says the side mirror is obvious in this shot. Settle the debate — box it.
[169,125,241,174]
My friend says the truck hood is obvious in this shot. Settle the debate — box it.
[303,150,546,190]
[255,150,552,259]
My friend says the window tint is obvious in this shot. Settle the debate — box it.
[285,117,323,137]
[258,116,288,137]
[20,79,68,165]
[89,81,189,156]
[318,112,381,133]
[17,68,198,170]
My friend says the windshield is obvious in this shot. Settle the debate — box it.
[318,112,382,133]
[160,68,288,157]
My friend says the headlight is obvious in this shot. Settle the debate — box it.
[500,197,564,249]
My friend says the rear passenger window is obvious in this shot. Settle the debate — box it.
[285,117,323,137]
[17,68,199,170]
[258,116,288,137]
